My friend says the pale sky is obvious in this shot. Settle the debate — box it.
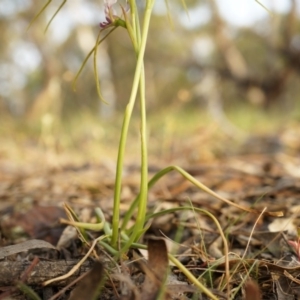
[176,0,297,30]
[215,0,295,27]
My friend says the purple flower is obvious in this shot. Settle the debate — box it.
[100,0,118,28]
[99,0,129,29]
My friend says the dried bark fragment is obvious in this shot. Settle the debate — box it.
[0,259,93,286]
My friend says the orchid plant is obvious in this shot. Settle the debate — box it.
[30,1,283,298]
[98,0,154,251]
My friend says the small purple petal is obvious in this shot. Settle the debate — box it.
[100,21,110,28]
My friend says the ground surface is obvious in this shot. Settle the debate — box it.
[1,115,300,300]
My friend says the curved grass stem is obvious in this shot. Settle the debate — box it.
[72,27,117,91]
[168,254,219,300]
[44,0,66,33]
[122,165,282,232]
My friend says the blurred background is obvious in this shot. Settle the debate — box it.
[0,0,300,165]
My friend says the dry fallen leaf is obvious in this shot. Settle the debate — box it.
[68,260,104,300]
[1,205,66,245]
[0,239,56,260]
[138,238,170,300]
[244,279,261,300]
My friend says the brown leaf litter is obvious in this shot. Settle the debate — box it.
[0,136,300,299]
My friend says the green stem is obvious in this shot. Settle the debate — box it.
[111,0,155,248]
[121,166,158,231]
[120,69,148,254]
[168,254,219,300]
[136,64,148,237]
